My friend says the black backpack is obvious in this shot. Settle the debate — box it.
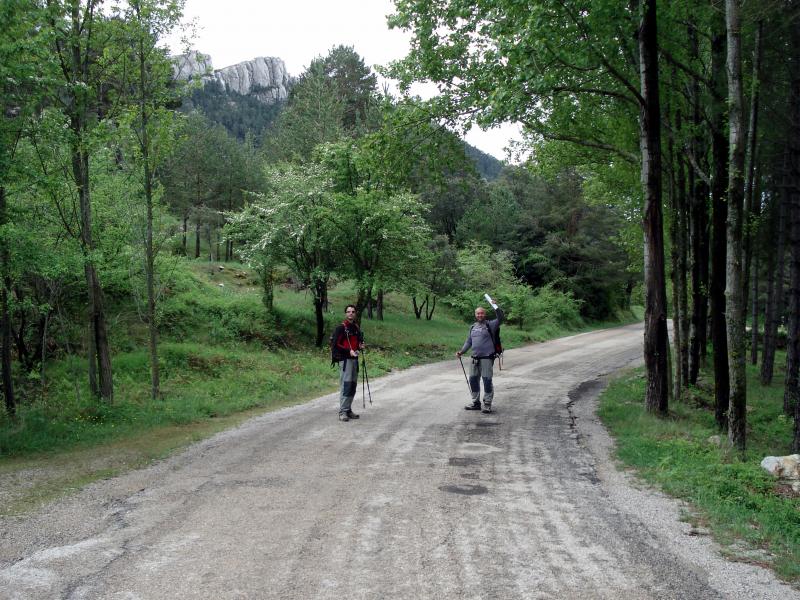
[491,323,503,365]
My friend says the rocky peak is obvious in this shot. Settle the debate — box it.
[173,50,213,80]
[173,52,290,105]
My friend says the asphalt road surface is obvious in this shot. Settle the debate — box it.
[1,323,797,599]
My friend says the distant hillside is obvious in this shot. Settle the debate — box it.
[181,79,285,141]
[175,53,505,179]
[464,142,503,180]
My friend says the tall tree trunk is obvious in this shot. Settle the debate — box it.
[785,22,800,421]
[412,296,426,319]
[688,23,710,383]
[725,0,747,451]
[672,99,690,390]
[313,278,327,347]
[742,21,763,312]
[74,143,113,402]
[750,239,760,365]
[0,186,15,417]
[365,286,374,319]
[639,0,669,415]
[668,98,684,401]
[87,317,98,396]
[62,2,113,402]
[355,287,367,322]
[260,265,274,312]
[761,152,790,385]
[790,189,800,423]
[182,214,188,256]
[194,221,200,259]
[678,160,690,387]
[376,289,384,321]
[760,197,778,381]
[139,35,160,402]
[425,295,437,321]
[710,20,729,430]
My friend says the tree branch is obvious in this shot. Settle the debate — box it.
[521,121,638,163]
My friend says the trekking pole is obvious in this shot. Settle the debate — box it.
[458,355,472,394]
[360,355,366,409]
[362,350,373,405]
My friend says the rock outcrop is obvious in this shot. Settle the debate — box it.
[173,51,290,105]
[173,50,213,80]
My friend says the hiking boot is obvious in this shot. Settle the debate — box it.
[464,402,482,410]
[481,405,493,414]
[346,410,360,419]
[339,413,350,422]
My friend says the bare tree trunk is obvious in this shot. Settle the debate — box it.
[365,286,374,320]
[688,23,709,383]
[87,263,113,401]
[742,21,763,312]
[87,318,98,396]
[785,21,800,422]
[0,186,15,417]
[313,278,328,347]
[790,188,800,428]
[710,19,729,430]
[725,0,747,452]
[750,242,760,365]
[639,0,669,415]
[194,221,200,259]
[762,152,790,385]
[260,265,274,312]
[355,287,367,323]
[376,289,384,321]
[678,162,690,387]
[138,32,160,402]
[425,295,437,321]
[74,144,113,402]
[761,197,778,380]
[667,97,684,401]
[412,296,426,319]
[182,214,188,256]
[62,2,113,402]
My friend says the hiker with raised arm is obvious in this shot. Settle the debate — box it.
[456,294,504,414]
[330,305,364,422]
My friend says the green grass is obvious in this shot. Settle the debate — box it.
[598,357,800,583]
[0,257,638,514]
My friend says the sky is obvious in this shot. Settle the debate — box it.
[169,0,522,161]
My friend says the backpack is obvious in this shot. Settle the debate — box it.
[330,322,359,366]
[491,323,503,368]
[329,325,344,366]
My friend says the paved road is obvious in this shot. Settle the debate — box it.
[1,323,797,599]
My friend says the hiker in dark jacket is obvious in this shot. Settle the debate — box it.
[456,298,504,414]
[330,304,364,422]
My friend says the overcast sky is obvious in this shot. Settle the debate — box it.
[169,0,521,161]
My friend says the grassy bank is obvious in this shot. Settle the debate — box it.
[598,358,800,583]
[0,259,639,514]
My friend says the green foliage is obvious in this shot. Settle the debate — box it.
[160,280,279,346]
[310,45,378,133]
[261,61,345,163]
[446,241,584,330]
[455,166,631,319]
[527,284,583,329]
[184,80,284,141]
